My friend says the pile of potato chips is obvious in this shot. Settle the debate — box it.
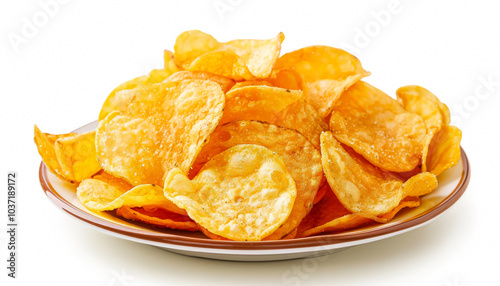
[35,31,462,241]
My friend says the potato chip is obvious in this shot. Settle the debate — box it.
[96,79,225,186]
[190,121,323,240]
[163,145,297,241]
[425,125,462,176]
[329,81,427,172]
[297,186,420,237]
[77,178,183,214]
[274,46,370,119]
[166,71,235,92]
[320,132,437,221]
[220,85,328,148]
[116,206,198,231]
[174,30,285,80]
[98,60,179,121]
[34,125,77,182]
[54,130,101,182]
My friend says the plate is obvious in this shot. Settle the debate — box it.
[39,121,470,261]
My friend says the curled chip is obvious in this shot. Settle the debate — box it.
[329,81,427,172]
[174,30,284,80]
[190,121,323,240]
[116,206,198,231]
[34,126,100,182]
[321,132,437,221]
[96,79,225,186]
[99,50,180,121]
[274,45,370,120]
[34,125,77,182]
[163,144,297,241]
[166,71,235,92]
[220,85,327,149]
[77,177,186,216]
[425,125,462,176]
[55,130,101,182]
[297,185,420,237]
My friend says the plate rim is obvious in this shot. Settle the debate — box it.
[38,123,470,252]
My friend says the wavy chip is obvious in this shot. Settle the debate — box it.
[320,132,437,221]
[116,206,198,231]
[163,145,297,241]
[274,45,370,119]
[426,125,462,176]
[329,81,427,172]
[220,85,327,148]
[190,121,323,240]
[174,30,284,80]
[96,79,225,186]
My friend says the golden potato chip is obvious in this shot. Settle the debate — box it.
[329,81,427,172]
[34,125,77,182]
[396,85,458,174]
[163,145,297,241]
[77,178,183,214]
[98,65,178,121]
[190,121,323,240]
[297,186,420,237]
[220,86,327,148]
[96,79,225,186]
[90,172,187,215]
[320,132,437,221]
[426,125,462,176]
[166,71,235,92]
[174,30,284,80]
[274,46,370,119]
[116,206,198,231]
[54,130,101,182]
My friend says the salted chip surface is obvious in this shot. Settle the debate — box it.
[190,121,323,240]
[174,30,284,80]
[55,130,101,182]
[220,85,327,148]
[96,79,225,186]
[163,144,297,241]
[166,71,235,92]
[320,132,437,221]
[274,45,370,119]
[426,125,462,176]
[329,81,427,172]
[116,206,198,231]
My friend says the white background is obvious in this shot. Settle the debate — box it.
[1,0,499,285]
